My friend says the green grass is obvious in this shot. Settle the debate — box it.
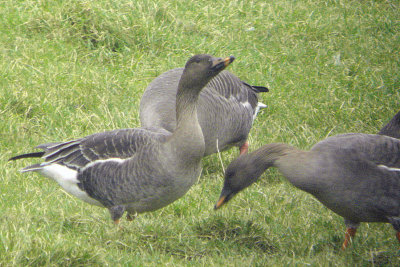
[1,0,399,265]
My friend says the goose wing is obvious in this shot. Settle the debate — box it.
[206,70,268,113]
[17,128,166,172]
[31,128,166,171]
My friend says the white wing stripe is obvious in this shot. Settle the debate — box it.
[82,158,127,171]
[378,164,400,172]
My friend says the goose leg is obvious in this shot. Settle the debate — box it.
[342,228,357,250]
[239,141,249,155]
[341,219,359,250]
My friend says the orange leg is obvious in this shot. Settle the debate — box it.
[341,227,357,250]
[239,141,249,155]
[396,232,400,243]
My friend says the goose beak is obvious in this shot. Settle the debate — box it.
[211,56,235,72]
[224,56,235,66]
[214,195,226,210]
[214,188,235,210]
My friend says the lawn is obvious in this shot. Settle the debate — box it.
[1,0,399,265]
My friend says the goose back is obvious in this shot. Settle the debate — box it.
[140,68,268,156]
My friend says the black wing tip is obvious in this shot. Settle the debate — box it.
[8,152,45,161]
[252,86,269,93]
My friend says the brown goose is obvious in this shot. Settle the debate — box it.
[140,63,269,156]
[379,110,400,139]
[9,54,234,223]
[215,133,400,249]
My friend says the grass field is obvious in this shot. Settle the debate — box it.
[1,0,399,265]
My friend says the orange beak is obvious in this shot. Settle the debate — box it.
[224,56,235,66]
[214,195,227,210]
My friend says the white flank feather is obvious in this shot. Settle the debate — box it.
[82,158,126,171]
[39,164,103,206]
[241,101,252,110]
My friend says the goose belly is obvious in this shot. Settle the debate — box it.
[314,192,390,223]
[125,166,202,214]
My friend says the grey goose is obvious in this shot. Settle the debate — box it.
[215,133,400,249]
[9,54,234,223]
[379,110,400,139]
[140,62,269,156]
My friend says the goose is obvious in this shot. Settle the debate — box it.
[378,110,400,139]
[9,54,234,223]
[139,62,269,156]
[214,133,400,249]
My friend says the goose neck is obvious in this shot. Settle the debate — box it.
[165,82,205,163]
[252,143,299,169]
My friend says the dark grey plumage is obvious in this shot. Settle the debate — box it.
[140,68,268,156]
[9,54,234,223]
[215,133,400,249]
[379,110,400,139]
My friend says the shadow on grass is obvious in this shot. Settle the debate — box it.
[194,216,277,255]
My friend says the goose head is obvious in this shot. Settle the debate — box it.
[214,143,295,209]
[178,54,235,92]
[214,154,263,209]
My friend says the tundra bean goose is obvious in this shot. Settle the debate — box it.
[9,54,234,223]
[215,133,400,249]
[140,65,269,156]
[379,110,400,139]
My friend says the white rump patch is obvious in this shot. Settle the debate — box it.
[378,164,400,172]
[257,102,267,109]
[253,102,268,120]
[39,164,102,206]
